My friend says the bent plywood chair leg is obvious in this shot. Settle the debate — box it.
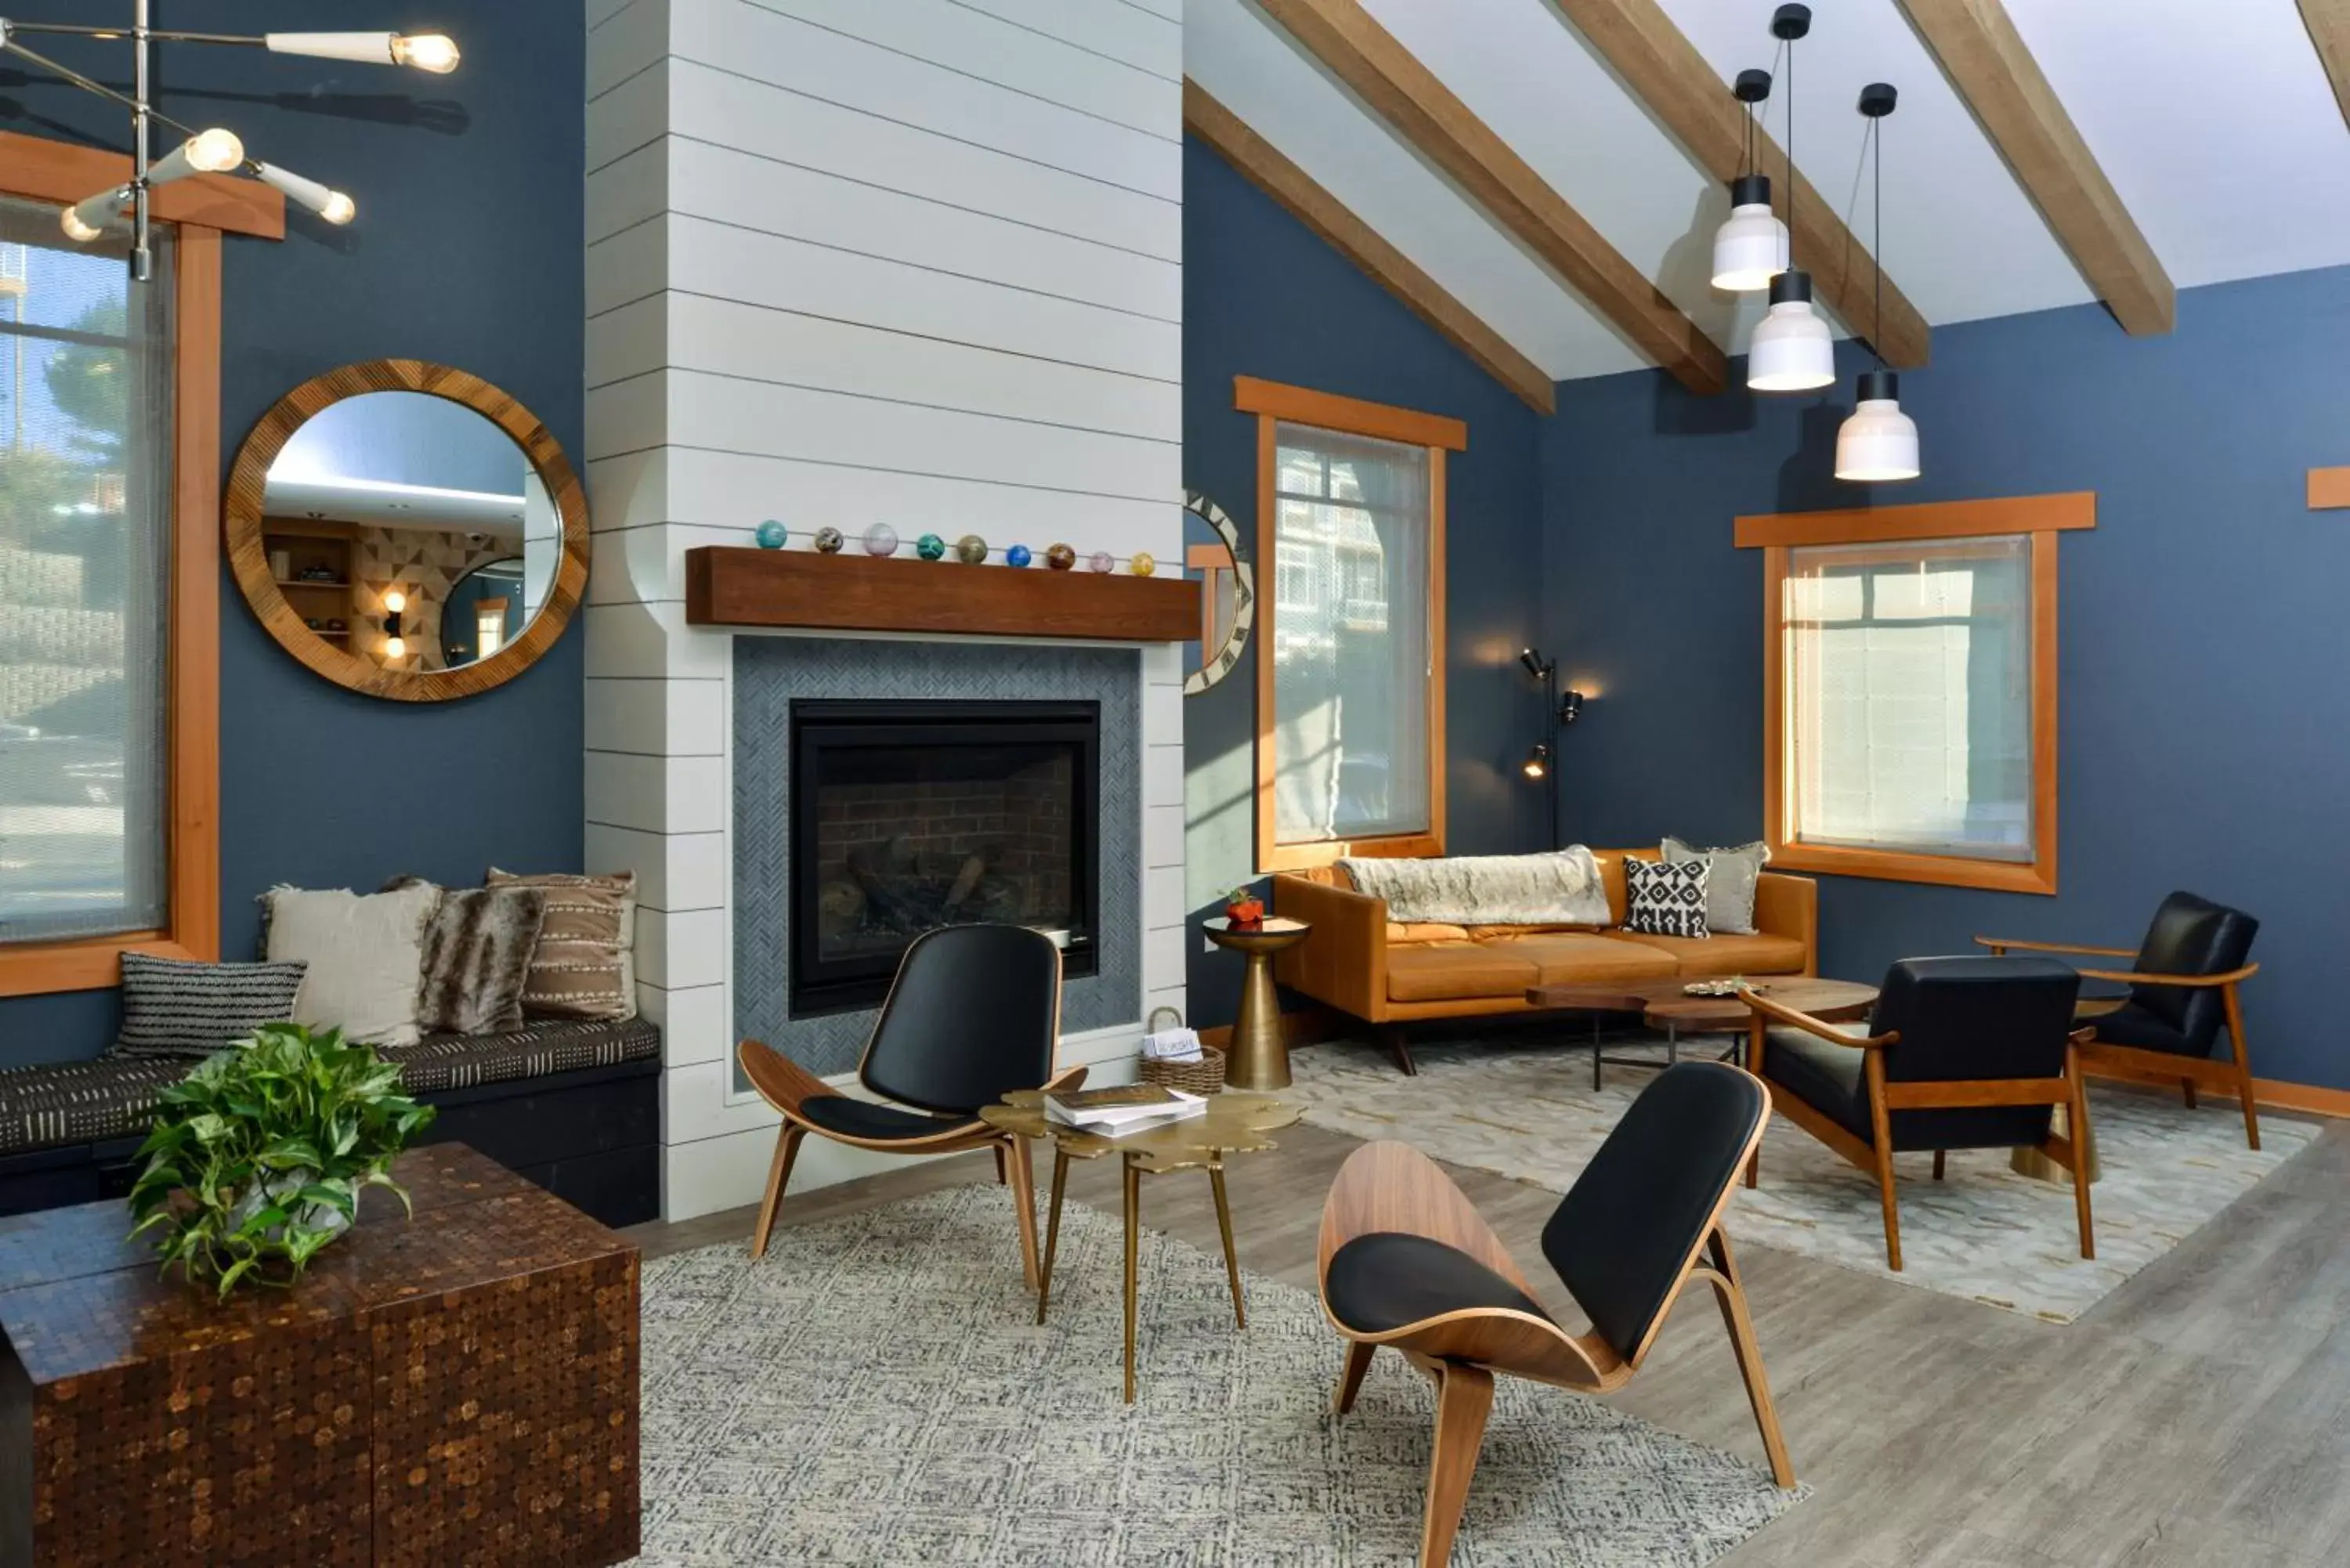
[1419,1363,1494,1568]
[1004,1135,1042,1292]
[2066,1047,2097,1260]
[992,1143,1007,1185]
[1335,1339,1376,1414]
[750,1123,804,1261]
[1705,1230,1796,1488]
[2223,984,2260,1151]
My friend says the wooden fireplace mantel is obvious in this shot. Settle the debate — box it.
[683,547,1200,642]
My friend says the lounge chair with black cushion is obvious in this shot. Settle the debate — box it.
[1979,891,2262,1149]
[1745,955,2092,1273]
[1317,1062,1792,1568]
[737,924,1082,1284]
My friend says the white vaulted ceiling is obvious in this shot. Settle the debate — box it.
[1184,0,2350,385]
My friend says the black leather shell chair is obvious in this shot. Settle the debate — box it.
[1979,892,2263,1148]
[1745,956,2092,1273]
[738,925,1082,1284]
[1318,1064,1791,1568]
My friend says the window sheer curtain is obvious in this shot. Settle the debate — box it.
[0,196,175,945]
[1270,423,1430,846]
[1784,536,2033,862]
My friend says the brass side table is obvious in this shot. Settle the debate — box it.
[981,1089,1299,1402]
[1202,915,1311,1089]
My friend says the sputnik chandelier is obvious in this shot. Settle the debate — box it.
[0,4,459,279]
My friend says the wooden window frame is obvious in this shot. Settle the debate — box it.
[1238,376,1463,873]
[0,131,283,995]
[1737,491,2096,898]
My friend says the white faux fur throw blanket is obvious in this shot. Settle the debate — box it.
[1340,847,1612,927]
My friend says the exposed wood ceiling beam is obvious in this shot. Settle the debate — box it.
[1543,0,1930,370]
[1898,0,2175,335]
[2298,1,2350,134]
[1253,0,1727,395]
[1184,81,1556,414]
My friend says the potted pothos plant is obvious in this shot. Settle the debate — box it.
[128,1022,436,1298]
[1223,884,1266,928]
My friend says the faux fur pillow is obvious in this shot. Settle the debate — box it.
[384,877,548,1035]
[1339,847,1612,927]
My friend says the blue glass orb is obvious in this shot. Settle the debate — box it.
[862,523,898,557]
[754,519,788,550]
[1005,543,1033,569]
[916,532,948,561]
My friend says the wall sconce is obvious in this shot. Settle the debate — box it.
[1519,651,1593,848]
[1522,742,1553,780]
[381,587,407,660]
[1560,688,1585,725]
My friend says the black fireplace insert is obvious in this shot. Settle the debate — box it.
[788,699,1099,1016]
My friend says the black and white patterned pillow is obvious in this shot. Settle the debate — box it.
[1625,858,1711,939]
[113,952,307,1058]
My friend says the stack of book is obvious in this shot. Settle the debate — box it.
[1043,1084,1208,1138]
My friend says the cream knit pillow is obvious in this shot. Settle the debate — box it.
[259,882,439,1046]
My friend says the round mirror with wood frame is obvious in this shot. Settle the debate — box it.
[225,359,589,702]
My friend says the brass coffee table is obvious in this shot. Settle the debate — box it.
[981,1089,1299,1401]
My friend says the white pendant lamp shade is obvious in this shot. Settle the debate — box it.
[1711,174,1788,292]
[1747,271,1835,392]
[60,186,129,242]
[266,33,460,73]
[1835,370,1920,482]
[146,128,246,186]
[255,162,357,225]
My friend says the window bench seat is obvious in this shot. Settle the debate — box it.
[0,1017,662,1228]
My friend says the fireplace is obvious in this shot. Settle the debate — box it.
[788,699,1100,1015]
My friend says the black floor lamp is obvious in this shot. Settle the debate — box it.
[1519,649,1584,850]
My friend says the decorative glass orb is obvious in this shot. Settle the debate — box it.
[1130,551,1156,578]
[1045,542,1076,571]
[955,533,989,564]
[916,532,947,561]
[812,526,844,555]
[754,519,788,550]
[862,523,899,557]
[1005,543,1033,568]
[1088,550,1115,573]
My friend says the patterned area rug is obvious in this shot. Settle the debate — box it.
[1284,1037,2319,1324]
[630,1183,1803,1566]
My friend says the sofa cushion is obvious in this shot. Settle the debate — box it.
[1757,1026,1875,1143]
[1477,933,1677,985]
[1386,922,1472,945]
[1386,941,1542,1003]
[1609,931,1809,977]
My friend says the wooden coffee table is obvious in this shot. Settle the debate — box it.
[1528,977,1880,1088]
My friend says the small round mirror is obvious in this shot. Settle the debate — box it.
[225,362,588,701]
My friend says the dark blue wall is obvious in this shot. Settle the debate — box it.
[1545,266,2350,1089]
[1182,137,1549,1027]
[1,1,585,1067]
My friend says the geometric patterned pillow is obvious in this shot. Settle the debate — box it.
[112,951,308,1058]
[1624,857,1711,939]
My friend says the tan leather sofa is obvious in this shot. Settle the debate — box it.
[1271,848,1817,1072]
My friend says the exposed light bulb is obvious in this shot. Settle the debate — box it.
[254,161,357,225]
[1522,743,1552,781]
[60,186,130,243]
[1711,175,1788,293]
[147,128,245,187]
[1747,270,1836,393]
[382,589,407,614]
[384,635,407,659]
[1835,371,1921,482]
[390,33,461,73]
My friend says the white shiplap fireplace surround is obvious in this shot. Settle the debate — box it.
[582,0,1185,1219]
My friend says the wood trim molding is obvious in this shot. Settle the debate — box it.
[682,547,1199,641]
[2301,1,2350,133]
[1249,0,1726,395]
[1735,490,2096,549]
[1235,376,1467,450]
[1251,397,1450,873]
[0,128,284,238]
[1184,82,1554,415]
[1896,0,2174,336]
[2307,465,2350,509]
[1543,0,1929,370]
[223,361,591,703]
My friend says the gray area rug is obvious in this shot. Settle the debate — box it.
[1283,1035,2319,1324]
[631,1183,1803,1566]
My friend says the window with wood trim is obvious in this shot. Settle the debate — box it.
[1237,377,1459,873]
[0,132,268,995]
[1741,493,2094,897]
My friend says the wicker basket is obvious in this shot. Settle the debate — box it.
[1137,1045,1227,1096]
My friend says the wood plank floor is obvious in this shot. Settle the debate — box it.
[625,1070,2350,1566]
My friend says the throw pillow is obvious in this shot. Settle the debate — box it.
[1661,836,1771,935]
[385,877,549,1035]
[113,952,308,1059]
[486,869,638,1021]
[1625,857,1711,939]
[260,882,439,1046]
[1339,847,1612,927]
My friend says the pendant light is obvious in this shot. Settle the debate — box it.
[1711,68,1785,291]
[1835,82,1921,482]
[1746,4,1836,394]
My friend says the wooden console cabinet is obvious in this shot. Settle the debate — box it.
[0,1143,638,1567]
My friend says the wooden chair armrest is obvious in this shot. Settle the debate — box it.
[1742,990,1898,1050]
[2074,963,2259,988]
[1271,873,1388,1021]
[1973,935,2138,958]
[1040,1063,1090,1095]
[738,1037,831,1116]
[1318,1139,1535,1295]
